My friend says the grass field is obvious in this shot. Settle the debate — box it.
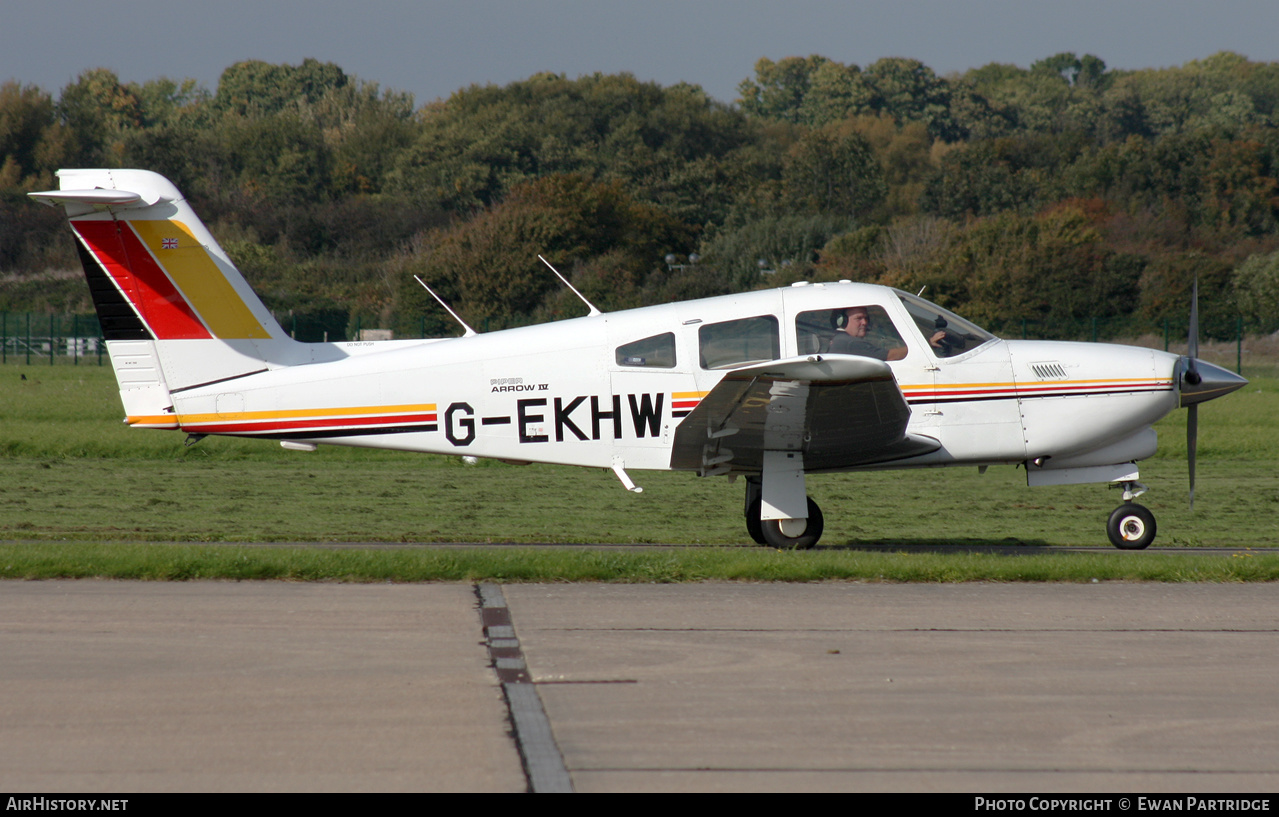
[1,360,1275,581]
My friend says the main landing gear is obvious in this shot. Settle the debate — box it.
[744,476,825,549]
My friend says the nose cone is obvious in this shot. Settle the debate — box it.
[1179,358,1249,407]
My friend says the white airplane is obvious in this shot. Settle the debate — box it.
[32,169,1248,550]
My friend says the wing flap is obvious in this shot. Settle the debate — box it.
[670,354,939,474]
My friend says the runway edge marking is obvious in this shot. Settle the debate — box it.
[478,583,574,793]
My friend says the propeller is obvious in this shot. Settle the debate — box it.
[1187,280,1199,511]
[1178,279,1249,511]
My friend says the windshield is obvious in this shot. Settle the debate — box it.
[895,291,996,358]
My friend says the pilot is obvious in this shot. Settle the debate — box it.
[829,306,946,360]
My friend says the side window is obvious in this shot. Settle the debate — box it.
[699,315,780,370]
[798,306,908,361]
[616,333,676,368]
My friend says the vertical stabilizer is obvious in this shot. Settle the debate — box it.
[31,169,308,426]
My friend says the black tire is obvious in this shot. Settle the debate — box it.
[1107,503,1156,550]
[745,498,767,545]
[759,497,824,550]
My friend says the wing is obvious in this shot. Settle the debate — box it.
[670,354,939,475]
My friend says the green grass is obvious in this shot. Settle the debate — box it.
[1,543,1277,583]
[1,363,1276,581]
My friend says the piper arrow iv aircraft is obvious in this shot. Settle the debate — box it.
[33,169,1248,549]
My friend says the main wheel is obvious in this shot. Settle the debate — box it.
[1107,503,1156,550]
[758,497,824,550]
[745,498,767,545]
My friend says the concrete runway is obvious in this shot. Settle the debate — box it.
[2,581,1278,792]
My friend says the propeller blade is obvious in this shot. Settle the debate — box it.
[1187,403,1198,512]
[1186,279,1200,385]
[1186,276,1200,511]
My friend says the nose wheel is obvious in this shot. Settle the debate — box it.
[1107,503,1156,549]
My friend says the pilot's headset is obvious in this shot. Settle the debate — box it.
[830,308,860,330]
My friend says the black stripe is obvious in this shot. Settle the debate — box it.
[169,369,270,394]
[76,237,152,341]
[248,423,440,440]
[907,388,1172,406]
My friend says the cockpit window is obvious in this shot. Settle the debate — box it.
[797,306,908,361]
[896,291,996,358]
[699,315,780,369]
[616,332,676,368]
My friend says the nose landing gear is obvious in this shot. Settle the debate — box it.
[1107,503,1156,550]
[1107,480,1155,549]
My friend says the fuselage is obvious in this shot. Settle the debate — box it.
[150,281,1182,479]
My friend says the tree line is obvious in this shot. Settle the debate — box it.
[3,52,1278,341]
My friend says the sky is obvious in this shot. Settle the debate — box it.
[5,0,1279,106]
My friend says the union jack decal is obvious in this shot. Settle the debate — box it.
[161,237,178,249]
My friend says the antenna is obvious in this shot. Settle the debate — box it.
[413,275,477,337]
[539,254,602,317]
[916,285,927,297]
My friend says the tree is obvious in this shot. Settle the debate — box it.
[215,110,330,202]
[845,114,934,218]
[737,56,831,123]
[925,204,1134,335]
[0,81,65,189]
[213,58,349,116]
[698,213,856,288]
[1032,52,1110,91]
[397,174,691,330]
[390,72,759,226]
[57,68,143,165]
[798,61,877,126]
[782,124,885,219]
[921,138,1042,219]
[1234,248,1279,330]
[863,58,962,141]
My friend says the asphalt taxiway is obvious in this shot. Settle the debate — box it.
[2,581,1277,792]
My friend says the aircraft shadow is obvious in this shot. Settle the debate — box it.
[825,538,1063,554]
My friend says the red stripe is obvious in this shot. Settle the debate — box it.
[181,412,439,434]
[671,400,701,409]
[908,383,1171,401]
[74,221,211,339]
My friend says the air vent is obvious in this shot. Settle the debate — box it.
[1031,362,1068,379]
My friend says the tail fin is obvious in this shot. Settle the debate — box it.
[31,169,304,427]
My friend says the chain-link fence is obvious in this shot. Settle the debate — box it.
[2,310,1264,373]
[1,313,107,366]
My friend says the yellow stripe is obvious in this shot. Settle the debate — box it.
[672,391,709,399]
[128,403,438,426]
[130,220,272,339]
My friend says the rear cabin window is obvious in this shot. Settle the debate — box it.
[616,333,676,368]
[699,315,780,370]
